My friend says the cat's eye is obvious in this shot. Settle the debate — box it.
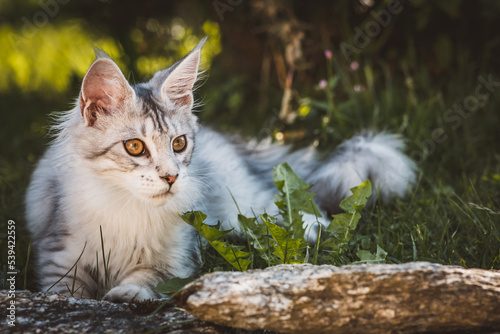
[172,135,187,153]
[124,139,145,156]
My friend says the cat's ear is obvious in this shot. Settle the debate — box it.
[79,57,134,126]
[151,37,207,110]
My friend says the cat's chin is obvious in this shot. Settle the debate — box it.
[149,190,173,207]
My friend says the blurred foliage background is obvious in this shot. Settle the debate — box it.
[1,0,500,289]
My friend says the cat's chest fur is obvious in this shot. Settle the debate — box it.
[60,165,197,283]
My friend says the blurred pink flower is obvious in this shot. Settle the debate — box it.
[353,84,365,92]
[350,61,360,71]
[324,50,332,59]
[318,79,327,89]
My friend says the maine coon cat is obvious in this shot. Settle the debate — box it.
[26,38,417,302]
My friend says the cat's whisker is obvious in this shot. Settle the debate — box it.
[103,191,133,212]
[187,178,213,192]
[117,192,135,215]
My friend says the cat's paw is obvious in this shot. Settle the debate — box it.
[103,284,155,303]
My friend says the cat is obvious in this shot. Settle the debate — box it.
[25,37,417,303]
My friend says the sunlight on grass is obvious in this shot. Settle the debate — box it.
[0,22,124,94]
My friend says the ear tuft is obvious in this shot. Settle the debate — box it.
[151,37,207,110]
[93,47,112,60]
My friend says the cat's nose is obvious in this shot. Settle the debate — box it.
[160,174,178,186]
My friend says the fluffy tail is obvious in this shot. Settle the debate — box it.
[307,132,417,215]
[241,131,417,215]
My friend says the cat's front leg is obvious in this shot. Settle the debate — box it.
[103,267,166,303]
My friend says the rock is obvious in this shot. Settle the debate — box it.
[175,262,500,334]
[0,290,239,333]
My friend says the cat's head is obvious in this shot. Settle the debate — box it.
[72,38,206,207]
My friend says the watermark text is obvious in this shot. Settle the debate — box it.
[6,220,17,327]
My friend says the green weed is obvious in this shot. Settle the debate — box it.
[170,163,376,288]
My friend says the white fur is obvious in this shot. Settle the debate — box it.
[309,132,417,204]
[26,41,206,302]
[26,118,202,300]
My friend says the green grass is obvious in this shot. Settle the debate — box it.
[1,50,500,293]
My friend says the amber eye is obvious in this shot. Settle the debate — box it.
[124,139,145,156]
[172,135,187,153]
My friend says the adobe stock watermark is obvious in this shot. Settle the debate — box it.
[396,74,499,177]
[212,0,244,21]
[6,220,17,327]
[341,0,410,63]
[8,0,70,47]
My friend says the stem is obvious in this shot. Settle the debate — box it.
[325,56,342,129]
[313,226,321,265]
[100,226,109,289]
[231,248,243,272]
[23,243,31,290]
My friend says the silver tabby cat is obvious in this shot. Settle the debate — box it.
[26,38,417,302]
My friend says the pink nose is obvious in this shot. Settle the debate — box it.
[161,174,178,185]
